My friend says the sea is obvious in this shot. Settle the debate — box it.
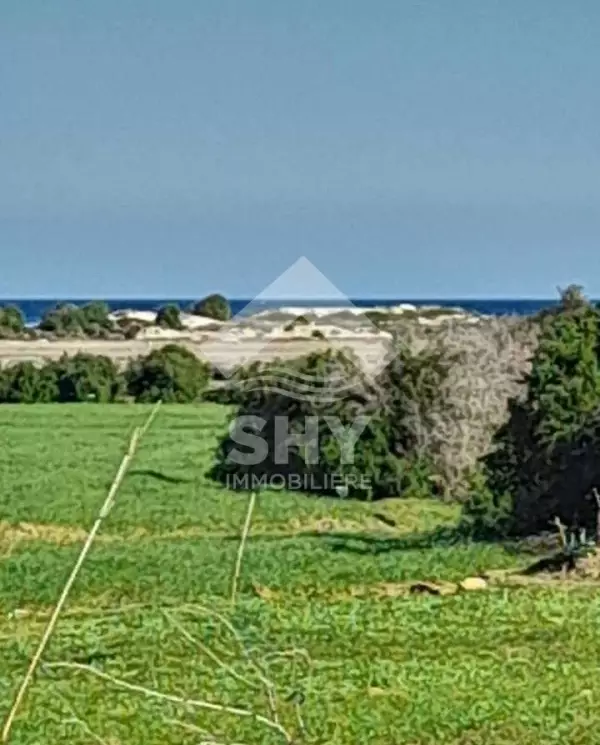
[0,298,563,326]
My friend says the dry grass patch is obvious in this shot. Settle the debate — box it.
[0,514,405,555]
[0,522,89,553]
[250,580,451,602]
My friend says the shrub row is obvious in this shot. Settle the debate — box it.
[0,345,210,403]
[38,301,115,338]
[0,294,232,340]
[210,285,600,541]
[210,344,455,501]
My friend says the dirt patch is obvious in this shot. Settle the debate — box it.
[251,563,600,604]
[0,515,401,556]
[251,579,464,602]
[123,517,399,544]
[282,515,398,535]
[0,521,89,553]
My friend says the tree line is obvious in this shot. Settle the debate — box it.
[0,294,232,339]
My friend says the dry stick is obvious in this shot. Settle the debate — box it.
[1,401,162,744]
[164,607,281,726]
[161,610,259,690]
[175,603,293,690]
[230,491,257,609]
[139,400,162,437]
[42,662,292,742]
[553,516,568,550]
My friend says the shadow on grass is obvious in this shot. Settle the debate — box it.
[302,533,544,564]
[315,530,549,558]
[128,469,193,485]
[215,525,466,552]
[319,527,465,555]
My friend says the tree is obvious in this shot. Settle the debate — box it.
[0,362,58,403]
[156,304,183,330]
[81,301,113,331]
[191,294,231,321]
[38,304,85,335]
[210,343,449,500]
[557,283,587,312]
[463,286,600,537]
[125,344,210,402]
[0,305,26,336]
[53,353,124,402]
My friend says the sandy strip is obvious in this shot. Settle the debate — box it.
[0,336,393,373]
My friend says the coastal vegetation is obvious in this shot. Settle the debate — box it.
[125,344,210,402]
[0,346,209,404]
[155,303,184,330]
[3,285,600,542]
[38,301,115,338]
[190,292,232,321]
[0,293,232,340]
[0,306,26,336]
[3,286,600,540]
[211,285,600,541]
[4,287,600,742]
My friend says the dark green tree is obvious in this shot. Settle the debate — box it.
[53,353,124,402]
[125,344,210,402]
[81,301,113,332]
[191,294,231,321]
[463,286,600,537]
[0,305,26,336]
[210,343,449,500]
[0,362,58,403]
[38,304,85,335]
[156,304,183,330]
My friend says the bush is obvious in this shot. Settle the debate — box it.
[82,301,112,327]
[80,301,113,336]
[126,344,210,402]
[0,305,26,337]
[0,354,125,404]
[458,467,513,539]
[191,294,231,321]
[37,301,114,337]
[53,353,125,402]
[38,303,86,335]
[463,286,600,538]
[408,317,537,497]
[205,360,266,405]
[156,304,183,330]
[0,362,58,403]
[210,343,449,500]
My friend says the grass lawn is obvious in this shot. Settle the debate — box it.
[0,404,596,744]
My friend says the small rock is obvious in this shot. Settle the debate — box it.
[459,577,488,592]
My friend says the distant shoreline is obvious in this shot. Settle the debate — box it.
[0,297,561,326]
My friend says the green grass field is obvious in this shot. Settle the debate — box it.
[0,404,597,744]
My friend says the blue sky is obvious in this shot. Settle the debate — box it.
[1,1,599,298]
